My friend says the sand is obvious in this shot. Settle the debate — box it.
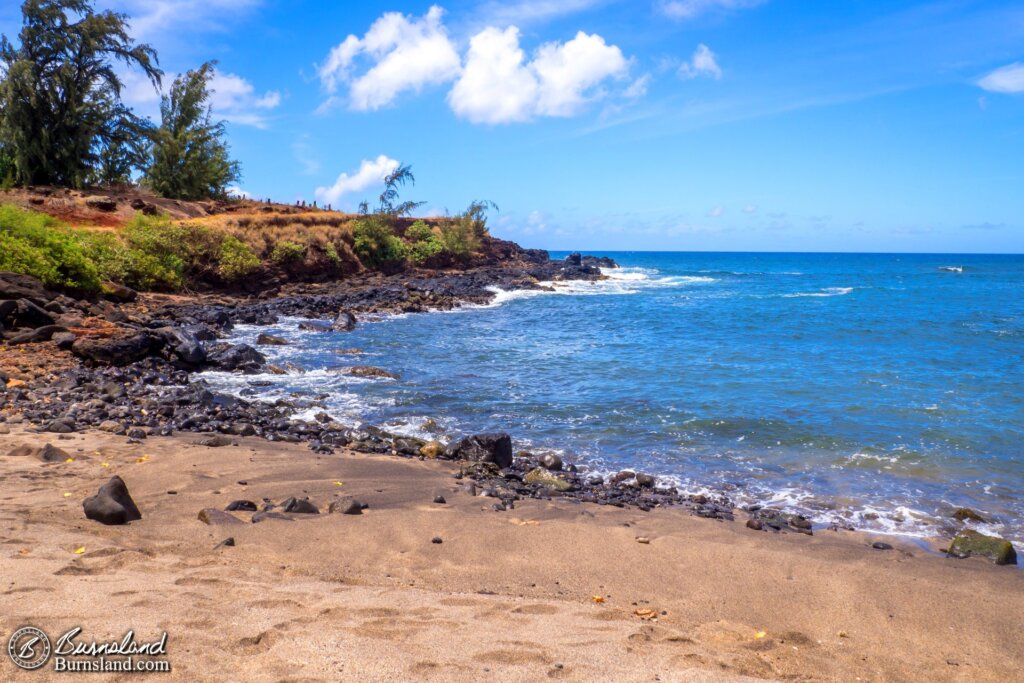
[1,426,1022,682]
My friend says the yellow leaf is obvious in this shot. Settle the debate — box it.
[73,547,85,555]
[755,631,767,639]
[100,462,110,468]
[333,481,344,486]
[65,458,74,463]
[135,456,148,464]
[63,492,72,498]
[591,596,605,603]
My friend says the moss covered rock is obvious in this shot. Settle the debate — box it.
[947,530,1017,565]
[525,468,573,492]
[420,441,445,459]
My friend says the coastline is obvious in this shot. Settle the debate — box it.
[2,425,1022,682]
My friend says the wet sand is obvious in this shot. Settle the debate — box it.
[1,426,1022,682]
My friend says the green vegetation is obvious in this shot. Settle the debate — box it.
[353,215,407,268]
[405,221,443,265]
[217,235,260,281]
[270,240,304,264]
[145,62,241,200]
[0,0,160,188]
[0,204,100,291]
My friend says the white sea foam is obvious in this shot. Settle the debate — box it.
[783,287,853,298]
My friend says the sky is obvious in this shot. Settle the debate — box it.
[2,0,1023,253]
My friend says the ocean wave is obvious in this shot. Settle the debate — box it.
[783,287,853,298]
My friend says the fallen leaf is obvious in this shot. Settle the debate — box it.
[591,596,605,603]
[100,462,110,468]
[18,548,30,556]
[634,608,657,620]
[62,492,72,498]
[333,481,344,486]
[755,631,767,639]
[73,547,85,555]
[135,456,149,464]
[65,458,74,463]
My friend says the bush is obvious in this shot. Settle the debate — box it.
[0,204,100,291]
[404,221,444,265]
[218,235,260,280]
[405,220,434,242]
[270,240,304,264]
[353,215,406,268]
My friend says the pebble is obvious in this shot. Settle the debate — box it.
[431,536,443,544]
[872,542,894,550]
[433,495,447,504]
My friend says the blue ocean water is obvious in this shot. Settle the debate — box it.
[206,252,1024,544]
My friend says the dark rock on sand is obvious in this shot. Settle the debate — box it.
[45,417,76,433]
[198,434,233,447]
[433,495,447,504]
[225,500,258,512]
[872,542,894,550]
[432,536,443,544]
[447,432,513,469]
[635,473,656,488]
[255,333,289,346]
[746,519,764,531]
[947,530,1017,565]
[329,498,363,515]
[281,497,319,514]
[83,476,142,525]
[198,508,244,525]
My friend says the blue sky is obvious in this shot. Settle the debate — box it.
[2,1,1023,252]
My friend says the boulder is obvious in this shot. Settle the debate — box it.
[446,433,513,469]
[524,467,574,492]
[45,418,76,433]
[85,196,118,212]
[564,252,583,266]
[297,321,332,332]
[947,530,1017,565]
[52,331,77,350]
[225,500,258,512]
[332,311,357,331]
[635,473,656,488]
[7,324,66,345]
[198,434,233,447]
[347,366,399,380]
[102,282,138,303]
[7,443,71,462]
[198,508,244,525]
[13,299,55,328]
[0,272,50,301]
[952,508,986,523]
[420,440,445,458]
[209,344,265,372]
[255,333,289,346]
[538,453,563,471]
[72,333,163,366]
[83,476,142,525]
[0,299,16,324]
[158,327,206,366]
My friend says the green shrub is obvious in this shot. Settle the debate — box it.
[0,204,100,291]
[270,240,305,264]
[438,219,478,257]
[353,215,406,268]
[323,242,341,265]
[405,220,434,242]
[218,235,260,280]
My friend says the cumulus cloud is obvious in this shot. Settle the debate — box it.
[209,71,281,128]
[314,155,400,207]
[678,44,722,79]
[317,5,461,111]
[449,28,629,124]
[977,63,1024,94]
[658,0,765,21]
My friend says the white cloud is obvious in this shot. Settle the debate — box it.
[317,5,461,111]
[209,71,281,128]
[658,0,765,21]
[449,28,629,124]
[226,186,251,199]
[708,205,724,217]
[678,44,722,79]
[742,204,758,214]
[314,155,400,207]
[624,73,652,99]
[977,63,1024,94]
[108,0,260,39]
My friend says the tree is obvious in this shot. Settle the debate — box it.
[145,61,240,200]
[0,0,161,187]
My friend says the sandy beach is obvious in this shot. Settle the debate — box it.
[2,425,1022,682]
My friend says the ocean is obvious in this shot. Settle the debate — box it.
[202,252,1024,546]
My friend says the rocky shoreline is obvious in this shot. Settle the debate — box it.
[1,251,1018,564]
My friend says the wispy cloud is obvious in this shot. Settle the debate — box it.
[106,0,261,39]
[474,0,608,26]
[977,63,1024,94]
[657,0,765,21]
[678,43,722,79]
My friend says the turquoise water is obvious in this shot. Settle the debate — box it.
[207,252,1024,544]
